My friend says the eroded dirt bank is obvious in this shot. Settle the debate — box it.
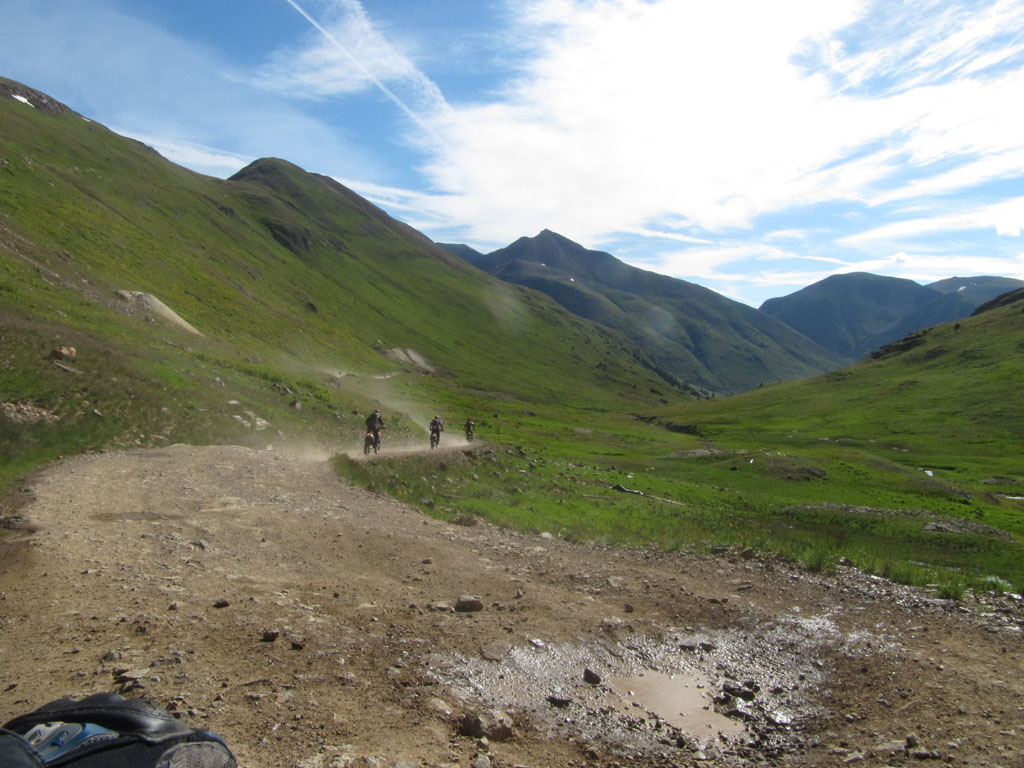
[0,444,1021,767]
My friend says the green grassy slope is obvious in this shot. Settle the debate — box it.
[0,77,683,488]
[661,298,1024,473]
[642,297,1024,585]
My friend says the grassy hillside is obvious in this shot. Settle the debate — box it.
[674,297,1024,471]
[648,297,1024,586]
[340,298,1024,591]
[0,77,682,489]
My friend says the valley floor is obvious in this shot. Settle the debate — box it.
[0,444,1021,767]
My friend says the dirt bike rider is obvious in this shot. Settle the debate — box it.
[366,409,385,444]
[430,414,443,444]
[464,417,474,440]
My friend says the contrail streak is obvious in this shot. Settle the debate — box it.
[283,0,449,150]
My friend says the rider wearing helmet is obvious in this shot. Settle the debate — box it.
[429,414,443,446]
[366,409,385,441]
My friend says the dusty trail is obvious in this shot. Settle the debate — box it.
[345,433,476,460]
[0,444,1021,767]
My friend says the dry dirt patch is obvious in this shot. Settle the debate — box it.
[0,444,1021,768]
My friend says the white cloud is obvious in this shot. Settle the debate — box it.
[256,0,449,141]
[843,196,1024,243]
[422,0,870,241]
[335,175,465,234]
[834,250,1024,281]
[640,243,808,281]
[614,227,711,245]
[867,148,1024,207]
[763,228,815,242]
[255,0,414,97]
[814,0,1024,92]
[117,131,254,177]
[414,0,1024,247]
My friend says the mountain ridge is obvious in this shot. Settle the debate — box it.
[444,230,842,394]
[229,157,462,268]
[759,272,1024,360]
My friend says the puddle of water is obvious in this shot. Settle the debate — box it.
[607,670,745,737]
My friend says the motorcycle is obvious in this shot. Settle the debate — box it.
[364,428,382,455]
[430,428,440,449]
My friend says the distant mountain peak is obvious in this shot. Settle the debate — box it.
[467,231,840,393]
[760,272,1024,360]
[1,76,78,117]
[231,156,294,173]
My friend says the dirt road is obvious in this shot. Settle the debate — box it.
[1,444,1021,767]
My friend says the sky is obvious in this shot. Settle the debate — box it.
[3,0,1024,307]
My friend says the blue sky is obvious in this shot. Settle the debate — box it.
[3,0,1024,306]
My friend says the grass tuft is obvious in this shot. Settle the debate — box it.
[936,577,967,602]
